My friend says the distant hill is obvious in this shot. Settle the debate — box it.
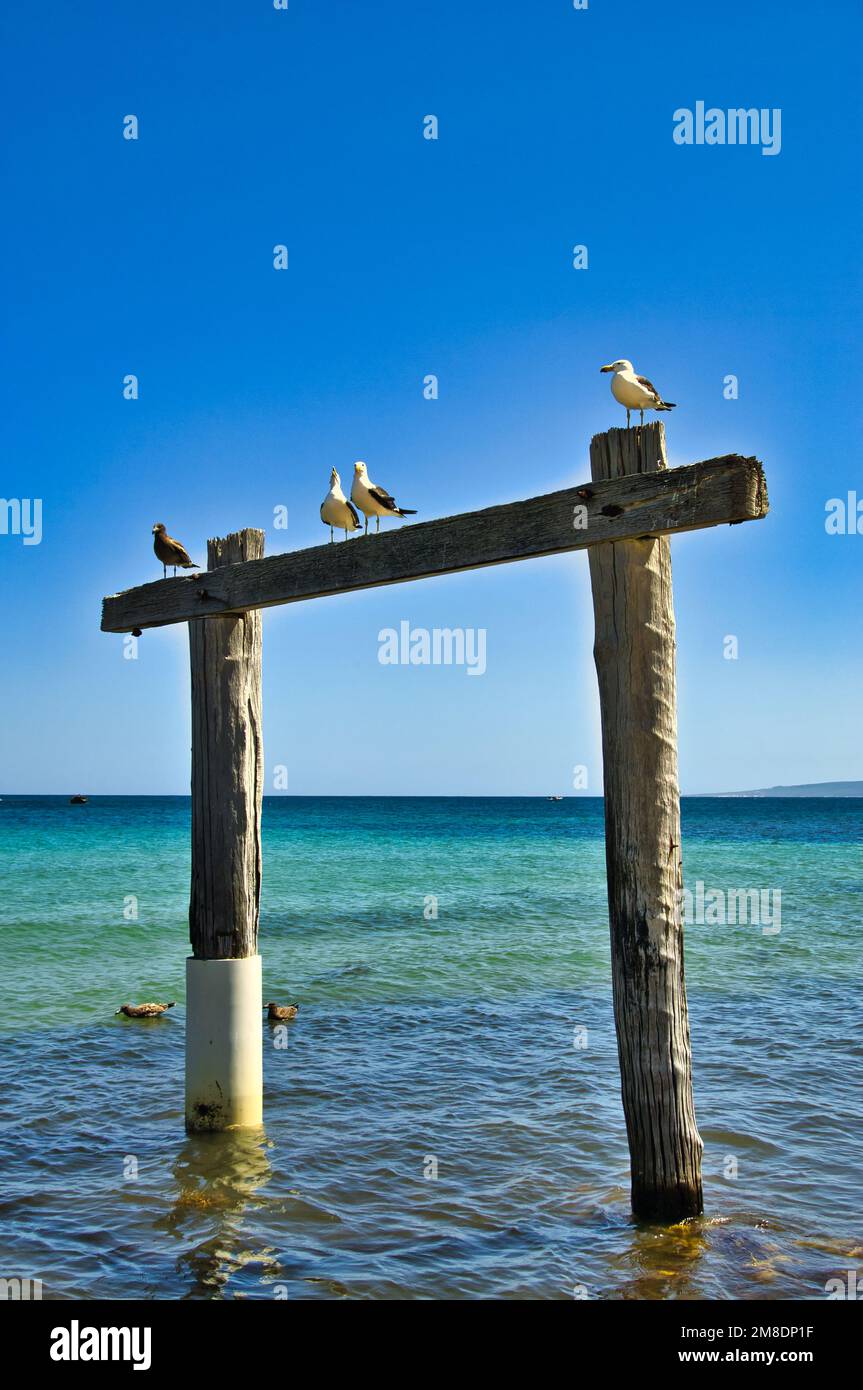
[708,781,863,798]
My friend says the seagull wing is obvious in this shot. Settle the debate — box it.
[347,500,361,527]
[635,375,663,403]
[165,536,197,567]
[368,485,399,513]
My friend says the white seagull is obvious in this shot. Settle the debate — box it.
[320,468,361,542]
[600,359,677,428]
[350,461,417,534]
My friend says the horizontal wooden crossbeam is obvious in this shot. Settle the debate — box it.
[101,452,767,633]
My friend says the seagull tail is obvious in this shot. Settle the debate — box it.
[166,1002,176,1008]
[396,508,417,516]
[657,402,677,410]
[179,561,200,568]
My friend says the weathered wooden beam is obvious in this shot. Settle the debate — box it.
[101,449,767,632]
[587,423,703,1219]
[185,528,264,1133]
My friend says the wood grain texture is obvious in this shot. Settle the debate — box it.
[101,449,768,632]
[188,530,264,961]
[587,423,704,1219]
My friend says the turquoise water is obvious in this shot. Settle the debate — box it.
[0,795,860,1300]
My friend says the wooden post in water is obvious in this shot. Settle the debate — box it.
[588,423,704,1220]
[185,528,265,1132]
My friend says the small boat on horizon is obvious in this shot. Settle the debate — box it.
[69,794,88,805]
[547,795,564,802]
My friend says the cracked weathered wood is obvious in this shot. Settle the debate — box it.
[188,530,264,960]
[101,452,767,632]
[588,423,704,1219]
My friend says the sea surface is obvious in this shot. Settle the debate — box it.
[0,795,860,1301]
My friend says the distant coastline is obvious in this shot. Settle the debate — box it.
[705,780,863,799]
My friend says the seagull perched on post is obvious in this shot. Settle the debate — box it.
[320,468,361,542]
[350,461,417,534]
[152,523,199,578]
[600,360,677,428]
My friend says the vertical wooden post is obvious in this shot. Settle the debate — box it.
[185,528,265,1132]
[587,424,703,1219]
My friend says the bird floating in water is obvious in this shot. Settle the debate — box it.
[351,462,416,534]
[116,1001,176,1018]
[320,468,361,542]
[264,1002,299,1022]
[152,523,199,578]
[600,360,677,429]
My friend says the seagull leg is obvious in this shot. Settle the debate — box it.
[626,408,630,430]
[376,516,380,533]
[640,409,644,426]
[364,516,368,535]
[330,526,334,543]
[163,563,166,579]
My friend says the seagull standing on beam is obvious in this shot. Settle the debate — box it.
[320,467,361,542]
[152,523,200,578]
[600,360,677,429]
[351,461,417,535]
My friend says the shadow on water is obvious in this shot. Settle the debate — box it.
[607,1217,714,1299]
[604,1209,829,1301]
[156,1128,281,1300]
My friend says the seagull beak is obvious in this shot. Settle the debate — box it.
[600,364,614,373]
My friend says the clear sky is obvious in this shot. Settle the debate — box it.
[1,0,860,796]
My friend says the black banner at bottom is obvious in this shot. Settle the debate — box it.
[8,1294,859,1374]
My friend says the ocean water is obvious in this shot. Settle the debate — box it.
[0,795,860,1301]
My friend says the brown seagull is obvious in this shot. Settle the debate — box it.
[116,1001,176,1018]
[152,523,199,578]
[264,1002,299,1022]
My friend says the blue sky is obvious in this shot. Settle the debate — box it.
[1,0,860,795]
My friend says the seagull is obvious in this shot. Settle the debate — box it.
[152,523,199,578]
[320,468,361,542]
[116,1001,176,1018]
[264,1002,299,1022]
[600,360,677,428]
[351,461,417,534]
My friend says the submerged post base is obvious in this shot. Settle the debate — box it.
[185,955,263,1132]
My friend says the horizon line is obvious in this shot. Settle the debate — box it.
[2,785,861,800]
